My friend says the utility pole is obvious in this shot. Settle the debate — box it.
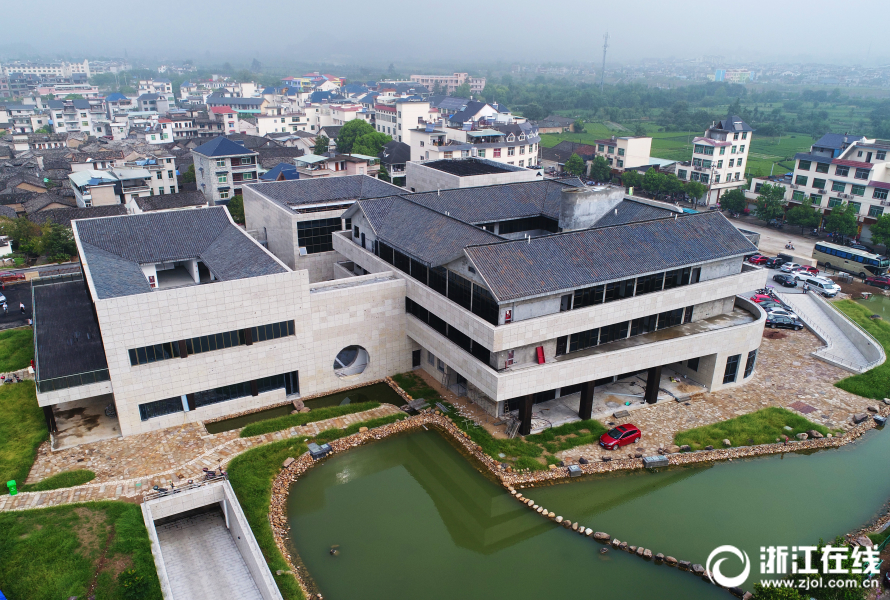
[600,32,609,93]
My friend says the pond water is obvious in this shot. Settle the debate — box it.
[203,382,403,434]
[855,293,890,319]
[286,426,890,599]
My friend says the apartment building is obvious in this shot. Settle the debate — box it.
[256,105,309,135]
[136,93,172,114]
[191,137,260,204]
[410,73,486,94]
[1,60,91,79]
[48,98,106,135]
[138,79,175,101]
[750,133,890,243]
[407,121,540,167]
[676,115,753,205]
[69,169,154,207]
[593,136,653,171]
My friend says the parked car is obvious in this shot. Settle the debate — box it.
[750,294,776,303]
[765,257,787,269]
[599,424,642,449]
[792,265,819,277]
[801,276,841,298]
[865,275,890,290]
[846,241,869,251]
[768,219,785,229]
[0,273,24,283]
[780,262,803,273]
[772,274,797,287]
[767,308,799,320]
[766,314,804,330]
[747,254,768,265]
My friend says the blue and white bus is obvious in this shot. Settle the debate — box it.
[812,242,890,277]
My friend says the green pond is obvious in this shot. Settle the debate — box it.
[204,382,403,434]
[855,293,890,318]
[287,426,890,599]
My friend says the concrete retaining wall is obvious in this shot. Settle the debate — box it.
[816,295,885,367]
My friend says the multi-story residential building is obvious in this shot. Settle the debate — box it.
[291,154,380,181]
[331,104,373,126]
[136,93,172,114]
[407,121,540,167]
[138,79,175,101]
[124,153,180,198]
[714,69,752,83]
[48,98,106,135]
[69,150,126,172]
[36,83,100,98]
[69,168,154,207]
[1,60,90,79]
[205,96,266,117]
[208,106,240,135]
[410,73,485,94]
[256,105,309,136]
[0,75,10,98]
[676,115,753,205]
[749,133,890,243]
[592,136,653,171]
[192,137,260,204]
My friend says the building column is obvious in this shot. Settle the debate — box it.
[644,366,662,404]
[42,406,57,434]
[518,394,534,436]
[578,381,594,420]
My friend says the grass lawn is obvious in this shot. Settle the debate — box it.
[0,327,34,373]
[868,528,890,547]
[0,381,48,494]
[21,469,96,493]
[392,372,605,470]
[833,300,890,400]
[239,401,380,437]
[0,501,162,600]
[674,407,830,450]
[313,413,407,444]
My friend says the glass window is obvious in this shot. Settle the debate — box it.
[217,174,227,183]
[635,272,664,295]
[848,202,861,213]
[573,285,604,309]
[851,185,866,197]
[877,151,887,160]
[569,328,599,352]
[744,349,757,378]
[854,167,870,180]
[868,205,884,218]
[792,190,805,201]
[618,148,625,156]
[815,162,829,173]
[678,169,687,180]
[828,198,842,208]
[832,181,846,193]
[795,175,808,186]
[812,178,826,189]
[873,188,888,200]
[835,165,850,177]
[297,218,343,254]
[798,160,812,171]
[604,279,634,302]
[723,354,741,384]
[719,147,726,155]
[216,159,226,167]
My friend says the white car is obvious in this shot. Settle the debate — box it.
[780,263,802,273]
[767,308,799,320]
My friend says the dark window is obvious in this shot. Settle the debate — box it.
[569,328,599,352]
[297,218,342,254]
[409,259,428,285]
[139,396,183,421]
[744,349,757,378]
[657,308,684,330]
[604,279,634,302]
[428,312,448,336]
[690,267,701,284]
[635,272,664,295]
[664,267,694,289]
[471,284,499,325]
[498,216,559,235]
[630,314,656,336]
[428,266,447,295]
[393,249,411,273]
[447,271,472,310]
[574,285,604,308]
[599,321,629,344]
[687,357,699,371]
[683,305,693,323]
[723,354,741,384]
[555,336,567,356]
[379,242,394,264]
[135,321,294,366]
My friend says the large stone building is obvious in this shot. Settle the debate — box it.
[33,170,767,441]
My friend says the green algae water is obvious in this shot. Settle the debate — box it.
[286,427,890,599]
[204,382,404,434]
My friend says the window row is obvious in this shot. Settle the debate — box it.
[557,306,693,355]
[138,370,300,421]
[406,297,493,366]
[571,267,701,310]
[128,320,295,366]
[298,218,347,254]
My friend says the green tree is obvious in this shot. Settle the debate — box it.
[40,222,77,262]
[642,168,668,197]
[0,217,41,254]
[573,119,586,133]
[684,180,707,206]
[226,195,245,224]
[431,81,444,96]
[564,153,586,177]
[754,183,786,223]
[824,201,859,240]
[522,102,546,121]
[313,135,330,155]
[589,156,611,181]
[64,94,85,100]
[622,170,643,191]
[868,213,890,253]
[633,123,646,137]
[336,120,376,154]
[351,131,392,157]
[751,583,803,600]
[451,82,471,97]
[34,126,52,134]
[182,164,196,184]
[720,188,748,215]
[786,199,821,233]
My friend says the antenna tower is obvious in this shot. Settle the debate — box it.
[600,32,609,93]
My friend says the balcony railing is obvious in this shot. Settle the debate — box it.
[37,368,110,393]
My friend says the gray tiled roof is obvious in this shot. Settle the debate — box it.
[465,211,757,302]
[135,191,207,212]
[408,180,572,224]
[248,174,402,208]
[813,133,865,150]
[794,152,833,164]
[359,196,501,266]
[74,206,286,299]
[29,205,127,227]
[591,199,677,228]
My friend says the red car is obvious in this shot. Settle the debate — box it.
[792,265,819,277]
[750,294,775,303]
[747,255,768,265]
[599,424,642,449]
[866,275,890,290]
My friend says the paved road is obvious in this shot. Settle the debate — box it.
[0,283,33,331]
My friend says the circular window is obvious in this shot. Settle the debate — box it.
[333,345,369,378]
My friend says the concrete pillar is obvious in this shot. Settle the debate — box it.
[579,382,594,420]
[518,394,534,436]
[645,366,662,404]
[42,406,57,434]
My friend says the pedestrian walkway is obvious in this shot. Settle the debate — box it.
[778,292,881,372]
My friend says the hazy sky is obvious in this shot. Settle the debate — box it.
[4,0,889,67]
